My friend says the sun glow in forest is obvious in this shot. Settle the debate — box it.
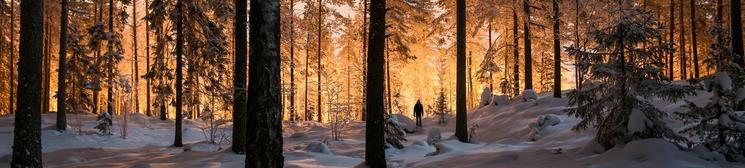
[1,0,745,167]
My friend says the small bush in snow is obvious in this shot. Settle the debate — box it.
[528,114,561,141]
[427,128,442,145]
[385,115,408,149]
[95,112,113,136]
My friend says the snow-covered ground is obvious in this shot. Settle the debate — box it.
[0,91,743,167]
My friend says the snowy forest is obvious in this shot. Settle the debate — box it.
[1,0,745,167]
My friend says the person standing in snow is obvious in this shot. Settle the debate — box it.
[414,100,424,127]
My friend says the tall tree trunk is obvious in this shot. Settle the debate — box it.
[107,0,114,116]
[174,0,184,147]
[731,0,744,66]
[305,31,310,121]
[93,0,102,115]
[385,39,391,115]
[57,0,69,131]
[679,0,686,80]
[146,0,151,117]
[232,0,247,154]
[132,0,139,115]
[512,7,519,97]
[361,0,368,121]
[245,0,283,166]
[552,0,561,98]
[523,0,533,90]
[11,0,43,166]
[468,51,473,108]
[289,0,296,122]
[574,0,581,91]
[9,0,15,115]
[0,0,4,115]
[43,22,50,114]
[669,0,675,79]
[689,0,699,78]
[365,0,386,166]
[317,0,323,123]
[455,0,468,143]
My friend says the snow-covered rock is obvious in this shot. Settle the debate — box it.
[576,138,606,155]
[715,72,733,92]
[305,141,333,155]
[736,87,745,102]
[490,95,510,106]
[528,114,562,140]
[628,109,651,134]
[522,89,538,102]
[480,87,493,108]
[427,128,442,145]
[391,114,417,133]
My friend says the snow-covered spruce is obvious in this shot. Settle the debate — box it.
[95,112,113,136]
[385,115,408,149]
[677,32,745,162]
[479,87,492,108]
[564,5,695,149]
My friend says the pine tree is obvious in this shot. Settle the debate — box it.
[523,0,533,90]
[245,0,283,166]
[57,0,69,131]
[677,27,745,162]
[11,0,43,166]
[366,0,387,166]
[565,2,695,149]
[232,0,248,154]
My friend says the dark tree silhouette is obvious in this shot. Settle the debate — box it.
[552,0,561,98]
[689,0,699,78]
[11,0,43,166]
[523,0,533,90]
[174,0,184,147]
[365,0,387,166]
[57,0,69,131]
[731,0,743,66]
[232,0,247,154]
[245,0,283,166]
[455,0,468,142]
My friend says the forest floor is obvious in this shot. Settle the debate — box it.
[1,90,744,167]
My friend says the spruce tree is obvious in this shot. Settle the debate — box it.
[565,2,695,149]
[677,27,745,162]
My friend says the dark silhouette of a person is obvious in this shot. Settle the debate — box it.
[414,100,424,127]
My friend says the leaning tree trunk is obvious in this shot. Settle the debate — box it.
[552,0,561,98]
[174,0,184,147]
[455,0,469,142]
[11,0,43,166]
[365,0,387,166]
[232,0,247,154]
[523,0,533,90]
[731,0,744,67]
[245,0,283,166]
[689,0,699,78]
[57,0,69,131]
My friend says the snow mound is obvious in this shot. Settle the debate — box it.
[490,95,510,106]
[528,114,562,140]
[480,87,493,108]
[427,128,442,145]
[521,90,538,102]
[715,72,733,92]
[628,109,651,134]
[691,145,727,161]
[305,141,333,155]
[583,139,720,168]
[391,114,417,133]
